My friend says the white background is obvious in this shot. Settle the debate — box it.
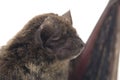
[0,0,119,79]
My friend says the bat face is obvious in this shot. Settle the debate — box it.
[35,13,84,61]
[0,11,84,80]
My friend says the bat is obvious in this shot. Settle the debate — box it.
[0,11,84,80]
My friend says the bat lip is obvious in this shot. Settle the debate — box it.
[71,46,85,60]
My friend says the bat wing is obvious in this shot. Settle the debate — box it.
[69,0,120,80]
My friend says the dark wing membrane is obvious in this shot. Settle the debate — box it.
[69,0,120,80]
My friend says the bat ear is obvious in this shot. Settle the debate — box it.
[62,10,73,25]
[34,17,56,47]
[34,27,43,47]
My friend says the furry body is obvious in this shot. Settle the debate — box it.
[0,12,84,80]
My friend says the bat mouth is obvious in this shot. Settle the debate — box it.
[71,46,84,59]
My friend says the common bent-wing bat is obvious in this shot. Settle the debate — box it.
[0,11,84,80]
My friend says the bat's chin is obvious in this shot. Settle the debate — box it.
[71,47,84,60]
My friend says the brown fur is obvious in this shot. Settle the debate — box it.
[0,12,84,80]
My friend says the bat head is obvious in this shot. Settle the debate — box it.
[35,11,84,61]
[0,11,84,79]
[6,11,84,66]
